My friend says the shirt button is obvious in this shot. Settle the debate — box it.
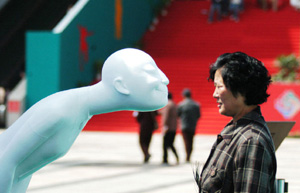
[217,135,223,144]
[211,169,216,177]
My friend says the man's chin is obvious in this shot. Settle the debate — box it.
[136,101,167,111]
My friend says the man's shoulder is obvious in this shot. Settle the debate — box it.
[169,100,177,106]
[178,100,186,107]
[190,100,200,109]
[178,99,200,108]
[165,101,176,109]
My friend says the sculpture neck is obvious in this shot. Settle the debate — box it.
[86,82,125,116]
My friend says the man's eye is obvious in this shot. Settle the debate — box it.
[144,65,156,72]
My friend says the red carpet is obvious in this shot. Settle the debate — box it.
[84,0,300,134]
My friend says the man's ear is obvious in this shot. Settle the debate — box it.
[113,77,130,95]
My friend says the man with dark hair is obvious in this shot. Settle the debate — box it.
[136,111,158,163]
[178,88,201,163]
[194,52,276,193]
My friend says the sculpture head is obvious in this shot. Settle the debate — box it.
[101,48,169,111]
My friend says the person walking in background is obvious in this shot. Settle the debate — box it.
[208,0,223,23]
[177,88,201,163]
[161,92,179,165]
[194,52,276,192]
[133,111,158,163]
[229,0,241,22]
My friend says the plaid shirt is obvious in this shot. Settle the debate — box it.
[197,107,277,193]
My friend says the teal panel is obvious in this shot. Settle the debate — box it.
[58,0,159,89]
[25,0,165,108]
[122,1,153,42]
[26,32,61,108]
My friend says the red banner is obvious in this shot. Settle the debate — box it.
[261,83,300,134]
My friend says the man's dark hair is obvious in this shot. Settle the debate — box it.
[208,52,271,105]
[182,88,191,98]
[168,92,173,99]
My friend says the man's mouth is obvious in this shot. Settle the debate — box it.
[156,85,168,93]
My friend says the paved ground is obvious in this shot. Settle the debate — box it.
[1,130,299,193]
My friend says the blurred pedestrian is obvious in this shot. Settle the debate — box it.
[134,111,158,163]
[229,0,242,22]
[161,92,179,165]
[208,0,223,23]
[177,88,201,163]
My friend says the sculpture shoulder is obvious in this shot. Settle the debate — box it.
[39,89,85,110]
[5,88,90,135]
[24,88,89,124]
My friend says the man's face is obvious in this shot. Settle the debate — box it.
[213,69,246,119]
[126,58,169,111]
[101,48,169,111]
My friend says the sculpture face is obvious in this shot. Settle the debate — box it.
[102,48,169,111]
[126,55,169,110]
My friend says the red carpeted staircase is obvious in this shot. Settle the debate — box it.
[84,0,300,134]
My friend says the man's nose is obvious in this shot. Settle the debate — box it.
[159,70,169,85]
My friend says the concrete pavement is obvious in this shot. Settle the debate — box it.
[1,130,299,193]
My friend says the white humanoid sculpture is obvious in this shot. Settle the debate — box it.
[0,48,169,193]
[290,0,300,10]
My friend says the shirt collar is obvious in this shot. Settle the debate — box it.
[220,106,265,145]
[241,106,266,126]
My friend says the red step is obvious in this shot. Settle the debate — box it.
[84,0,300,134]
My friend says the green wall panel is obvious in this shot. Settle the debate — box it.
[26,0,163,108]
[26,32,61,107]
